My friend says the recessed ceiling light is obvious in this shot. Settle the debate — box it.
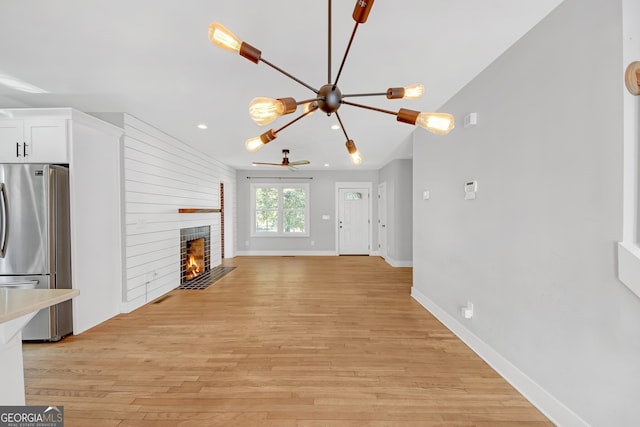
[330,124,341,130]
[196,123,208,129]
[324,163,330,167]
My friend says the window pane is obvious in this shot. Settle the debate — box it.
[256,187,278,209]
[284,209,305,233]
[256,209,278,232]
[283,187,306,209]
[255,187,279,233]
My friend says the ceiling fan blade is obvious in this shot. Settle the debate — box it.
[252,162,283,166]
[288,165,298,171]
[289,160,310,166]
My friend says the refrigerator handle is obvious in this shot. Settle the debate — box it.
[0,183,7,258]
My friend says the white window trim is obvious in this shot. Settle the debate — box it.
[618,0,640,300]
[250,183,310,237]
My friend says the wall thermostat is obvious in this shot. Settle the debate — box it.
[464,180,477,200]
[464,112,478,128]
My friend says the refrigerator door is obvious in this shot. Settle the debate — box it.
[0,164,51,275]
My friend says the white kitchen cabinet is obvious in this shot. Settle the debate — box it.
[0,118,68,163]
[0,107,125,336]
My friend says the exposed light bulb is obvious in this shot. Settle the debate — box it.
[416,112,455,135]
[303,101,318,115]
[350,150,363,165]
[249,97,285,126]
[245,136,264,152]
[245,129,277,152]
[403,83,424,100]
[208,22,241,53]
[345,139,362,166]
[249,97,298,125]
[387,83,424,100]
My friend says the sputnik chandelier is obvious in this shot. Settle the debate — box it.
[208,0,455,166]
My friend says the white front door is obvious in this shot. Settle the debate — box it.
[378,182,387,259]
[338,188,370,255]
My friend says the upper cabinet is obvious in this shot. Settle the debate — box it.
[0,118,68,163]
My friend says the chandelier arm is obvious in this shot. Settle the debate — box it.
[274,105,318,134]
[328,0,332,84]
[332,22,360,90]
[334,112,351,141]
[342,92,388,98]
[296,98,320,106]
[260,57,319,94]
[341,100,397,116]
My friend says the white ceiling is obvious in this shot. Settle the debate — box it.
[0,0,564,170]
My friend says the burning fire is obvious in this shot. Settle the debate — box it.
[185,255,202,280]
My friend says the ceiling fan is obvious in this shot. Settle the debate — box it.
[208,0,454,166]
[252,149,310,170]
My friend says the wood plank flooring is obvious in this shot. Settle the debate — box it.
[22,256,553,426]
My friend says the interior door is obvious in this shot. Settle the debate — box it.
[378,182,387,259]
[338,188,370,255]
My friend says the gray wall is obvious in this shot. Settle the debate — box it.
[237,169,379,254]
[379,159,413,265]
[412,0,640,425]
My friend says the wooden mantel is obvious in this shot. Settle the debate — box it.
[178,208,221,213]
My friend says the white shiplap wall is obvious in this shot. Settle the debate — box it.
[121,114,236,312]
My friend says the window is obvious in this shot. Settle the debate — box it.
[251,183,309,236]
[618,9,640,299]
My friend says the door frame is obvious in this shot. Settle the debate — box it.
[335,182,373,255]
[378,182,387,260]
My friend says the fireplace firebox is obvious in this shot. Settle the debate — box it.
[180,226,211,288]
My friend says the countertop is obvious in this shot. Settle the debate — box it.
[0,288,80,324]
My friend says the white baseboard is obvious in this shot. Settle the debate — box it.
[384,257,413,267]
[121,296,146,314]
[411,286,589,427]
[236,250,337,256]
[121,283,177,314]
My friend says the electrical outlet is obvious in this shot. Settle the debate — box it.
[462,301,474,319]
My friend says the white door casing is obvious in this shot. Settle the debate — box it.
[378,182,387,259]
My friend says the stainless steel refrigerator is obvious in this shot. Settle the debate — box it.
[0,164,73,341]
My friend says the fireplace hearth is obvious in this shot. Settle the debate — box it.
[179,226,211,289]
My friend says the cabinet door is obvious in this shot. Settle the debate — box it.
[24,119,68,163]
[0,120,25,162]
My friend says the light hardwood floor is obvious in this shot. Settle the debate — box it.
[23,256,553,426]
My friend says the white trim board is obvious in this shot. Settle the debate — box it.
[236,251,336,257]
[384,257,412,268]
[410,286,589,427]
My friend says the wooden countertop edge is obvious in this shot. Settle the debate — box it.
[0,289,80,324]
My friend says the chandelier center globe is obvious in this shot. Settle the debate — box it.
[317,84,343,114]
